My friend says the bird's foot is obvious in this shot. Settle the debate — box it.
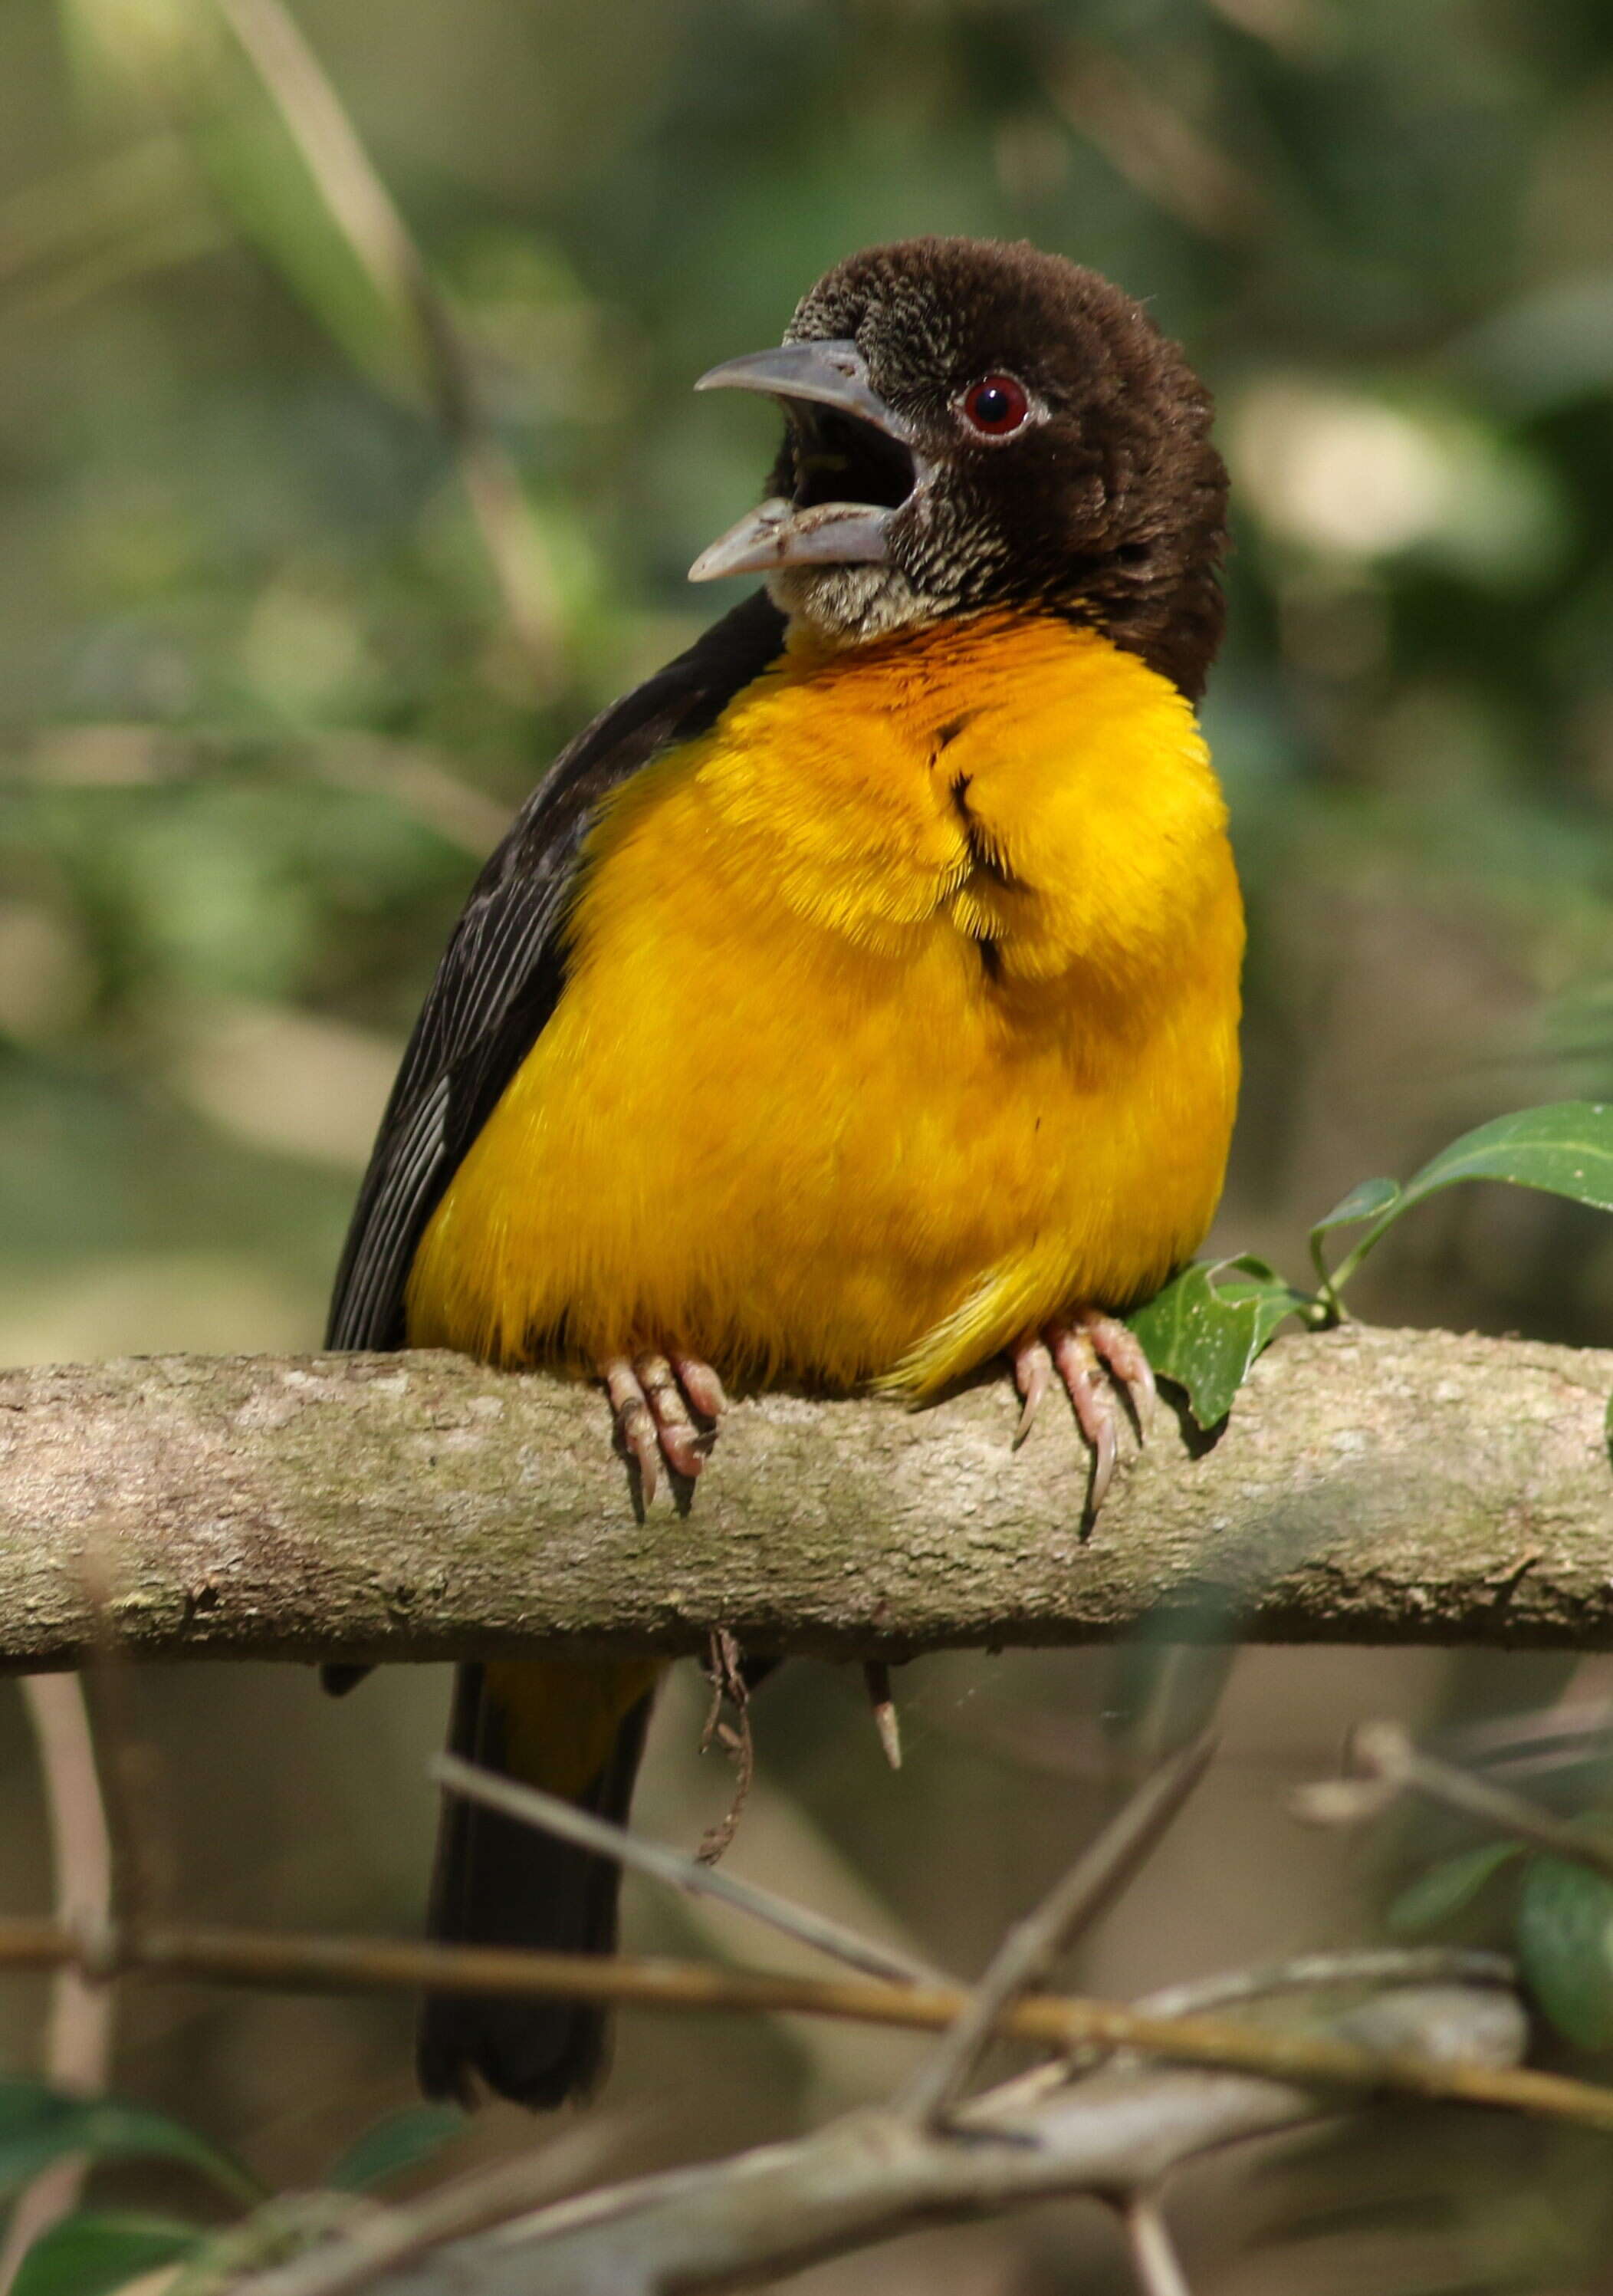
[601,1350,728,1504]
[1011,1310,1156,1513]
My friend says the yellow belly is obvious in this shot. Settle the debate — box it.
[407,613,1243,1395]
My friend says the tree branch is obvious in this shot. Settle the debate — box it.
[237,1982,1530,2296]
[1,1324,1608,1673]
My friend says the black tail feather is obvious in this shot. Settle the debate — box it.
[320,1663,370,1696]
[416,1663,652,2110]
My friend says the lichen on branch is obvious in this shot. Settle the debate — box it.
[0,1326,1608,1673]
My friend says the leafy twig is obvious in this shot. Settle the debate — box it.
[1293,1719,1613,1883]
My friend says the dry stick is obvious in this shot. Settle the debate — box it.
[1042,34,1266,242]
[245,2026,1469,2296]
[211,0,562,687]
[1123,2199,1195,2296]
[0,1679,115,2294]
[972,1947,1519,2119]
[897,1736,1216,2126]
[0,1917,1610,2133]
[1294,1719,1613,1881]
[307,737,511,858]
[1135,1945,1516,2022]
[695,1628,754,1865]
[430,1752,945,1988]
[255,1988,1531,2296]
[1441,1698,1613,1769]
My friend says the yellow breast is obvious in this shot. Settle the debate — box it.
[406,612,1243,1394]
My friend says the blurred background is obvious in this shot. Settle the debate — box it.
[3,0,1613,2287]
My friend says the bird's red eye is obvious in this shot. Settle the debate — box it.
[960,373,1031,437]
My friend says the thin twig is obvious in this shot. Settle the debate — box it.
[696,1628,754,1864]
[896,1736,1215,2126]
[77,1597,164,1946]
[1123,2197,1194,2296]
[8,725,511,858]
[430,1752,943,1988]
[1439,1699,1613,1770]
[227,2117,631,2296]
[1134,1946,1516,2021]
[967,1948,1516,2119]
[0,1916,1605,2131]
[1293,1719,1613,1882]
[209,0,562,688]
[1041,35,1266,242]
[0,1677,115,2293]
[0,137,194,293]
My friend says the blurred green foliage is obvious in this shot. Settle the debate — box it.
[0,2079,466,2289]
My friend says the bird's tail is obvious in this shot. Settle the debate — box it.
[418,1656,659,2108]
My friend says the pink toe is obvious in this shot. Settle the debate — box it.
[674,1355,728,1420]
[603,1359,661,1503]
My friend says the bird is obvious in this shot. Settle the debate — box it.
[326,235,1244,2111]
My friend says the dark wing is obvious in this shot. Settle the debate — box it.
[326,590,787,1352]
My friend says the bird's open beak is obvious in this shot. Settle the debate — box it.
[688,340,925,584]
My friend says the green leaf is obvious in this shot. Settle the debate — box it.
[1387,1840,1524,1934]
[1516,1854,1613,2049]
[1128,1255,1313,1429]
[324,2103,465,2192]
[0,2084,260,2208]
[8,2211,202,2296]
[1311,1102,1613,1302]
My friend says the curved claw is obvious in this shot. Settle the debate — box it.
[1050,1327,1119,1510]
[1011,1337,1055,1447]
[1013,1311,1156,1519]
[601,1349,728,1503]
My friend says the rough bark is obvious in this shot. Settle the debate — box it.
[0,1325,1608,1673]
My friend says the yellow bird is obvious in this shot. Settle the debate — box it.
[328,237,1243,2107]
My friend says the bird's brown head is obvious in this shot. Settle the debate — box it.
[691,236,1227,699]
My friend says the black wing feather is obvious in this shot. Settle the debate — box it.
[327,590,787,1352]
